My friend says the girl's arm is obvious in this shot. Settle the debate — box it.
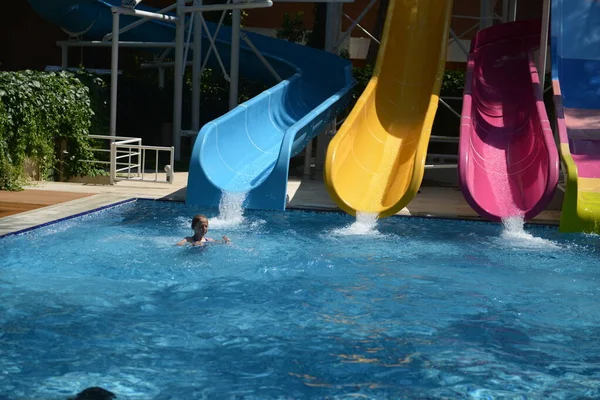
[176,237,192,246]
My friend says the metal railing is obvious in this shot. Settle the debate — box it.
[88,135,175,184]
[425,153,458,169]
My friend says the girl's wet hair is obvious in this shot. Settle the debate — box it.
[192,214,209,229]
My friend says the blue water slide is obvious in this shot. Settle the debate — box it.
[28,0,355,211]
[189,23,354,211]
[551,0,600,109]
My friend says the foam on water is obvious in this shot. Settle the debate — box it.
[332,212,380,236]
[500,216,559,249]
[209,191,248,229]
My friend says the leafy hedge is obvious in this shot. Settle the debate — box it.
[0,101,19,190]
[0,70,101,190]
[440,70,466,97]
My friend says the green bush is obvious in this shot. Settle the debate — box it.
[0,70,100,190]
[352,64,375,102]
[0,100,21,191]
[352,65,467,98]
[346,66,466,110]
[276,12,310,44]
[440,70,466,97]
[107,52,267,152]
[339,65,466,145]
[74,68,110,138]
[432,70,466,140]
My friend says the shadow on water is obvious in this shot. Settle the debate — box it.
[115,277,431,398]
[445,314,541,364]
[5,272,600,398]
[1,276,435,398]
[426,310,600,398]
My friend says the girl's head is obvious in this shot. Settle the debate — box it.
[191,214,209,237]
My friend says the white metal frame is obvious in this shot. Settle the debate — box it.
[425,153,459,170]
[335,0,377,50]
[88,135,175,184]
[182,0,273,13]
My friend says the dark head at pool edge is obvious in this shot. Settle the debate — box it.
[67,387,116,400]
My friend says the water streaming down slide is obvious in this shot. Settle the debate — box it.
[209,191,248,228]
[551,0,600,233]
[189,42,354,211]
[324,0,454,219]
[458,20,559,222]
[28,0,355,213]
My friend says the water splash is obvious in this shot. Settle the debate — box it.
[332,212,380,236]
[500,216,559,249]
[502,215,527,235]
[209,191,248,229]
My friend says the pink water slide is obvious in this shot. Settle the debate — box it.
[458,20,559,222]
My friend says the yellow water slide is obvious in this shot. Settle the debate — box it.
[324,0,453,218]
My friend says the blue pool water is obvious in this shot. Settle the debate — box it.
[1,200,600,399]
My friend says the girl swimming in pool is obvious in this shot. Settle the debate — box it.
[177,214,230,246]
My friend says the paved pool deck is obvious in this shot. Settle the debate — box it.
[0,171,563,237]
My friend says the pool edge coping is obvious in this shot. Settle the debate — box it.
[0,197,138,239]
[0,196,560,239]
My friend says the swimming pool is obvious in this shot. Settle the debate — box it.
[1,200,599,399]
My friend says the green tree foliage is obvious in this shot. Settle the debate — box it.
[351,64,375,103]
[0,70,102,190]
[201,0,248,27]
[307,4,327,49]
[0,101,20,190]
[74,69,110,137]
[350,66,466,102]
[276,12,310,44]
[79,50,268,166]
[440,70,466,97]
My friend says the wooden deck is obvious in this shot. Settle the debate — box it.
[0,189,94,218]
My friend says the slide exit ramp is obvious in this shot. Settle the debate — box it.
[458,20,559,222]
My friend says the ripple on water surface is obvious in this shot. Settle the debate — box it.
[0,201,599,398]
